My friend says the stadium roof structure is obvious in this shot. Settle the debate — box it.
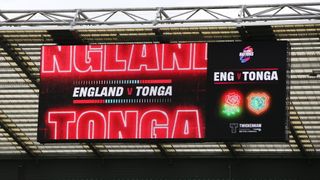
[0,2,320,159]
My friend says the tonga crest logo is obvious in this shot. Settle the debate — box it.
[247,92,270,115]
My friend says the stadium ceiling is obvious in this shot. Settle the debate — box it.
[0,2,320,159]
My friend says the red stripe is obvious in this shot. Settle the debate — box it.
[73,99,104,104]
[214,81,273,85]
[218,68,279,71]
[240,68,279,71]
[140,79,172,84]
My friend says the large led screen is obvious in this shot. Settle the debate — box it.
[38,42,288,142]
[38,43,207,142]
[207,42,289,141]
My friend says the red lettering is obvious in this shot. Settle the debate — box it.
[76,111,107,139]
[162,44,192,70]
[108,111,138,139]
[45,108,203,140]
[74,45,103,72]
[128,44,159,71]
[193,43,207,70]
[172,110,202,138]
[47,111,75,139]
[41,43,207,74]
[104,45,129,71]
[139,110,168,139]
[127,88,133,95]
[42,46,72,73]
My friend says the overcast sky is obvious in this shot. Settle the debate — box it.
[1,0,320,9]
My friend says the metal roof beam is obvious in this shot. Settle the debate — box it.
[0,3,318,29]
[0,111,35,158]
[0,35,39,157]
[87,143,103,158]
[225,143,236,157]
[289,101,315,156]
[289,123,306,156]
[152,28,170,43]
[156,143,169,158]
[0,35,39,89]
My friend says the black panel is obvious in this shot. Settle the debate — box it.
[1,158,320,180]
[48,30,85,45]
[237,26,276,41]
[206,41,288,141]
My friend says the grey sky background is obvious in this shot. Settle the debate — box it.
[1,0,320,9]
